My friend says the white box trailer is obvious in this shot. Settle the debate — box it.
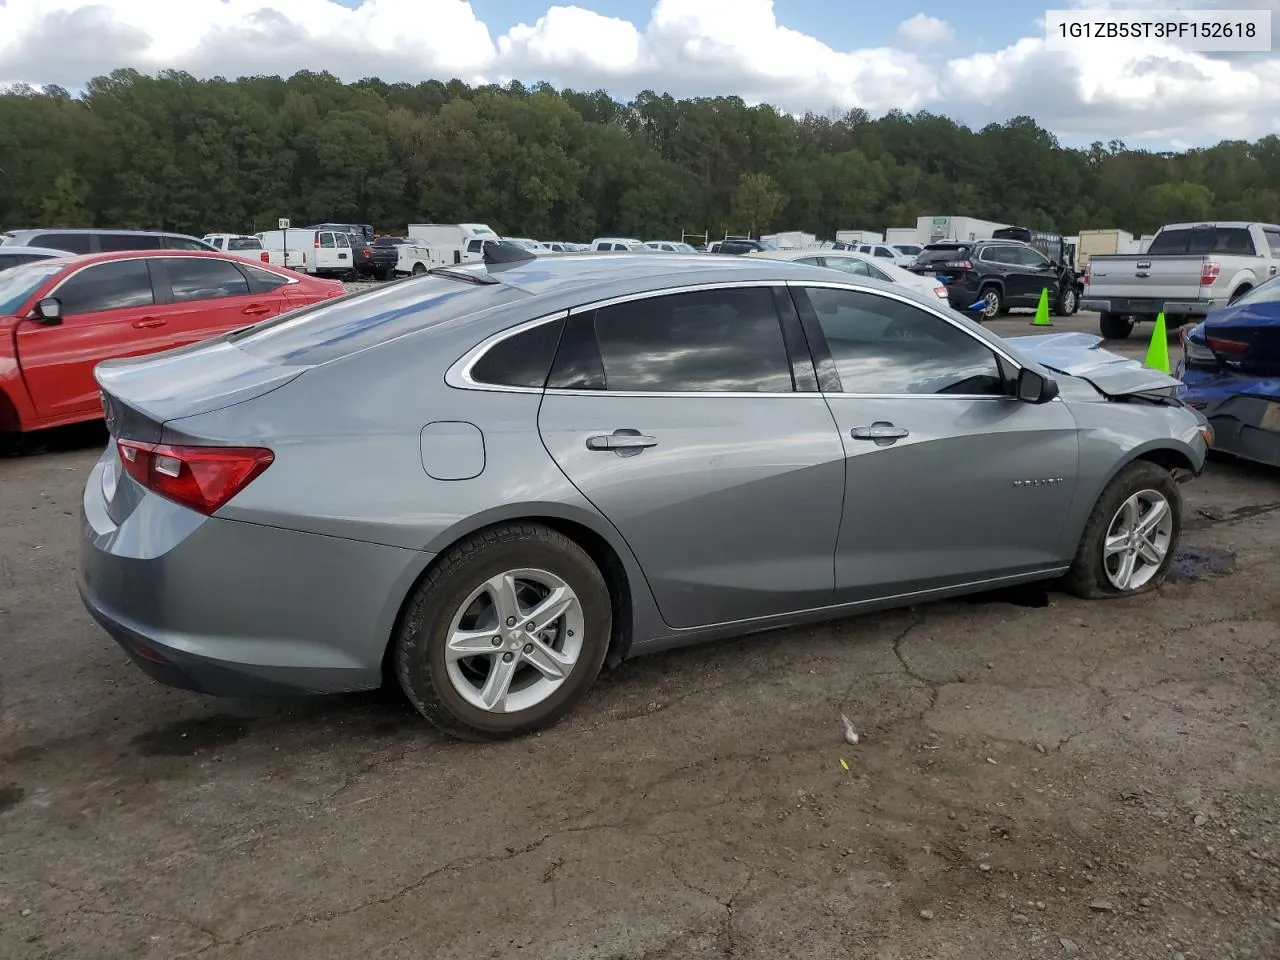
[917,216,1008,243]
[885,227,920,245]
[1076,229,1139,268]
[835,229,883,245]
[405,222,499,265]
[764,230,818,250]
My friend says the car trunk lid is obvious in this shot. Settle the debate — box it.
[1200,302,1280,375]
[1085,254,1211,302]
[1004,332,1183,396]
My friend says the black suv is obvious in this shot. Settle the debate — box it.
[911,238,1076,320]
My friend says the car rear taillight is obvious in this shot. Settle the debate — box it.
[116,440,273,515]
[1082,262,1091,285]
[933,285,947,298]
[259,251,270,263]
[1205,336,1248,356]
[362,248,371,258]
[1200,261,1220,286]
[945,260,972,269]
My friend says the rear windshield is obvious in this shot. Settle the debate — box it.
[1146,227,1257,256]
[229,273,527,366]
[915,245,970,264]
[227,237,262,251]
[0,261,63,314]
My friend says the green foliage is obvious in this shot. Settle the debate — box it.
[1,69,1275,240]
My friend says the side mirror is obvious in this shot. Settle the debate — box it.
[34,297,63,325]
[1016,367,1059,404]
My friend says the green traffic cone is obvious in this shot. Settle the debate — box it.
[1144,312,1171,374]
[1031,288,1052,326]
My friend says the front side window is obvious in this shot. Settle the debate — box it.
[55,260,154,315]
[162,257,251,302]
[802,287,1004,396]
[97,233,162,252]
[1013,246,1050,267]
[163,236,210,251]
[555,287,794,393]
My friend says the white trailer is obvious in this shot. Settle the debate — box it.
[764,230,818,250]
[1076,229,1139,268]
[917,216,1008,243]
[835,229,883,245]
[405,222,499,266]
[885,227,921,245]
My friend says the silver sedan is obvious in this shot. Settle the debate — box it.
[78,249,1212,739]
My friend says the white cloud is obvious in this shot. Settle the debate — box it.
[0,0,1277,146]
[897,14,954,47]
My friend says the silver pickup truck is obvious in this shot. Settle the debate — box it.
[1080,221,1280,339]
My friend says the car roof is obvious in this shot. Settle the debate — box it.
[28,249,291,270]
[7,228,200,238]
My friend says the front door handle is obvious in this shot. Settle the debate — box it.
[132,317,166,329]
[851,422,909,443]
[241,304,273,316]
[586,431,658,452]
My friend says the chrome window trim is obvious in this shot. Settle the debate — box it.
[446,277,1035,401]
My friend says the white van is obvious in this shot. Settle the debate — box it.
[257,227,355,276]
[591,237,647,251]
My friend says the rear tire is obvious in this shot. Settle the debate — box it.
[393,523,612,740]
[979,285,1003,320]
[411,263,426,276]
[1064,461,1182,600]
[1099,312,1133,339]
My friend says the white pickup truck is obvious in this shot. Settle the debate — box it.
[1080,221,1280,339]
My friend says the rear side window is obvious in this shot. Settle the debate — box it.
[33,232,93,254]
[56,260,154,314]
[162,257,251,302]
[242,264,290,292]
[98,233,162,252]
[1146,227,1257,256]
[230,275,528,366]
[470,318,565,388]
[552,288,794,393]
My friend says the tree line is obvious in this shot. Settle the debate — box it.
[1,68,1277,243]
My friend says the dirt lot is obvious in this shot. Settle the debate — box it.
[1,312,1278,960]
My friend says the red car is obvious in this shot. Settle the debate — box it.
[0,250,346,432]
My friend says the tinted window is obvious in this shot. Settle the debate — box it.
[916,245,969,265]
[242,264,290,291]
[56,260,154,314]
[981,246,1018,264]
[163,257,251,302]
[468,239,485,252]
[227,237,262,251]
[33,233,92,254]
[873,246,894,258]
[820,257,871,277]
[98,233,162,252]
[230,274,527,366]
[1013,246,1049,267]
[471,318,565,388]
[0,253,50,270]
[1146,227,1257,256]
[803,287,1004,396]
[587,288,793,393]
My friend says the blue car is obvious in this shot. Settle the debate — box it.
[1178,277,1280,467]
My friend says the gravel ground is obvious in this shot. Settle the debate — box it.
[1,311,1277,960]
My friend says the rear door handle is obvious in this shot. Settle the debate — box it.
[241,304,273,316]
[132,317,166,329]
[851,423,909,442]
[586,431,658,451]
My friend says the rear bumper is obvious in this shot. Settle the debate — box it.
[1081,297,1223,318]
[1177,365,1280,468]
[78,453,432,697]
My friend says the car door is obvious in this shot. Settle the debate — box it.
[1013,245,1059,304]
[789,283,1080,601]
[15,259,166,420]
[150,256,287,345]
[978,244,1021,301]
[537,284,847,629]
[334,231,353,272]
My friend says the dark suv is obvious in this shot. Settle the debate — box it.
[911,239,1075,320]
[0,228,215,254]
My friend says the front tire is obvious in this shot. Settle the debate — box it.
[394,523,612,740]
[1064,461,1182,599]
[1054,284,1078,316]
[411,263,426,276]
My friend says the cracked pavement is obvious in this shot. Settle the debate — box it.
[2,330,1279,959]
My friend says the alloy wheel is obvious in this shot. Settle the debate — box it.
[443,568,585,713]
[1103,489,1174,591]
